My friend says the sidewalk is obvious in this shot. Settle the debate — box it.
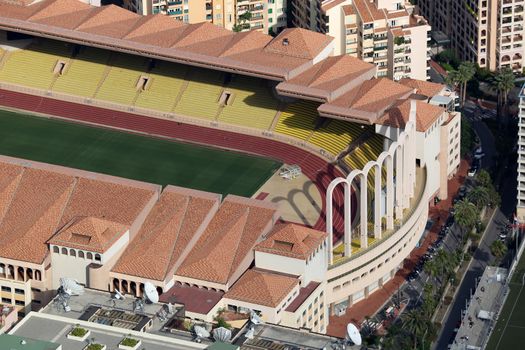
[326,160,470,338]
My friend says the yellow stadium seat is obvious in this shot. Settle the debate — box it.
[218,76,279,130]
[309,119,367,157]
[53,47,110,97]
[274,101,319,140]
[0,40,71,90]
[135,61,187,112]
[174,68,223,120]
[95,53,147,105]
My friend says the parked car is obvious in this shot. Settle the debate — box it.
[468,167,478,177]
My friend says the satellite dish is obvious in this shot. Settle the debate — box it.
[114,289,125,300]
[250,311,263,325]
[144,282,159,303]
[245,327,255,340]
[59,278,84,296]
[213,327,232,342]
[194,325,210,339]
[346,323,362,346]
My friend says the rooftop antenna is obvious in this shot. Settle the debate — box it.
[133,298,145,313]
[250,310,263,325]
[59,277,85,296]
[114,288,125,301]
[245,327,255,340]
[213,327,232,343]
[194,325,210,343]
[144,282,159,304]
[346,323,362,346]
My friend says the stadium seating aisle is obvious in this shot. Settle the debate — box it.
[53,47,110,97]
[174,68,224,120]
[95,53,148,105]
[274,101,319,140]
[0,39,71,90]
[218,76,280,130]
[343,134,386,190]
[134,62,187,112]
[309,119,367,157]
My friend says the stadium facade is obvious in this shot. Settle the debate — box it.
[0,0,460,335]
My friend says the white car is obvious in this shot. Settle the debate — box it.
[468,167,478,177]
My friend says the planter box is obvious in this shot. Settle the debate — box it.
[118,340,142,350]
[67,329,91,342]
[83,345,106,350]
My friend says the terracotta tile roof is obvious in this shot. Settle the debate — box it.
[160,282,223,314]
[318,78,414,123]
[285,281,321,312]
[353,0,386,23]
[276,55,375,101]
[0,0,334,80]
[0,156,158,263]
[225,269,298,307]
[263,28,333,60]
[399,78,445,98]
[377,99,445,132]
[48,216,127,253]
[387,10,409,19]
[112,186,219,281]
[322,0,347,12]
[342,5,355,16]
[177,196,277,285]
[255,223,326,260]
[0,167,75,264]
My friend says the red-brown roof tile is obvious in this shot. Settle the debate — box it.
[377,99,445,132]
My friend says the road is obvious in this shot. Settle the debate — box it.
[434,102,518,349]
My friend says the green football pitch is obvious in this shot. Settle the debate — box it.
[0,109,281,197]
[485,253,525,350]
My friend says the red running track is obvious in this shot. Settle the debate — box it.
[0,89,353,240]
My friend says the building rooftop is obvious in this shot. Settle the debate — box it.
[112,186,220,281]
[0,0,334,80]
[224,269,298,308]
[255,223,326,260]
[176,196,278,285]
[0,334,60,350]
[318,78,414,123]
[160,283,224,315]
[0,155,158,264]
[377,99,445,132]
[399,78,445,98]
[285,282,322,312]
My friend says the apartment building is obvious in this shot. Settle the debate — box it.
[517,84,525,220]
[419,0,525,72]
[290,0,430,81]
[123,0,287,35]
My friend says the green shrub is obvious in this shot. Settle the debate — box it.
[70,327,88,337]
[120,338,139,347]
[215,317,232,330]
[86,344,104,350]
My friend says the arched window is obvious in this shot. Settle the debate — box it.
[94,254,101,262]
[17,267,25,281]
[78,251,84,258]
[70,249,76,257]
[26,268,33,280]
[53,246,59,254]
[61,247,68,255]
[86,252,93,260]
[35,270,41,281]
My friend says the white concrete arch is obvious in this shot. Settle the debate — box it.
[326,101,418,264]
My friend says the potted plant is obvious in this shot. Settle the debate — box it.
[83,344,106,350]
[118,336,142,350]
[67,325,90,341]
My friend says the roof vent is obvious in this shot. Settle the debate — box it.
[282,38,289,46]
[20,340,27,345]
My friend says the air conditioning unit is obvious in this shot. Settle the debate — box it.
[335,305,347,316]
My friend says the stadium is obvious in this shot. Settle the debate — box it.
[0,0,460,336]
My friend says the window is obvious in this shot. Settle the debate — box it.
[2,297,11,303]
[1,286,11,292]
[53,246,59,254]
[14,288,24,295]
[15,300,25,306]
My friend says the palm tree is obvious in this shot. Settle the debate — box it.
[490,67,515,119]
[402,309,427,349]
[424,259,440,283]
[454,199,479,237]
[468,186,490,209]
[475,169,492,188]
[491,240,508,262]
[447,62,476,108]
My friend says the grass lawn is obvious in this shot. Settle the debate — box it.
[485,251,525,350]
[0,109,281,197]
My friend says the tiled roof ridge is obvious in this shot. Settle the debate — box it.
[162,195,190,279]
[50,176,79,243]
[226,206,251,283]
[0,166,24,230]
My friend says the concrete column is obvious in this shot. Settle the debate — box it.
[395,146,403,220]
[344,182,352,257]
[403,139,410,209]
[378,277,384,287]
[14,266,18,281]
[360,178,368,249]
[386,157,394,230]
[347,294,354,307]
[23,268,27,282]
[374,165,382,239]
[329,303,335,316]
[364,286,369,298]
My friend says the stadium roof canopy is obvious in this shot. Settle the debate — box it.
[0,0,334,81]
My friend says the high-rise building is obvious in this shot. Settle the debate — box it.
[419,0,524,72]
[123,0,288,35]
[289,0,431,81]
[517,85,525,220]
